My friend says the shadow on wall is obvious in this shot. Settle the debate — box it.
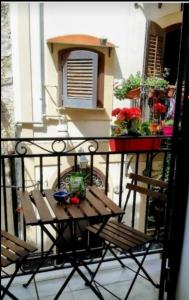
[113,50,123,79]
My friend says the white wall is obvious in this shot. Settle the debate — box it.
[44,1,146,79]
[176,193,189,300]
[42,2,146,137]
[9,2,146,136]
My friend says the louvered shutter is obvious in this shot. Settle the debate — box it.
[146,22,165,77]
[62,50,98,108]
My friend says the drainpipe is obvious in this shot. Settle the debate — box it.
[15,3,45,128]
[39,3,46,116]
[15,4,69,137]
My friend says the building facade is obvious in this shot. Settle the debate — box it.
[2,2,183,234]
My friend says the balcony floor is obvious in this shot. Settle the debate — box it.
[2,254,164,300]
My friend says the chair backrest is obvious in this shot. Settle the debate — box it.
[123,173,168,212]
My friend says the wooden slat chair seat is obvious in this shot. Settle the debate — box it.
[87,173,167,300]
[88,220,151,251]
[1,230,38,300]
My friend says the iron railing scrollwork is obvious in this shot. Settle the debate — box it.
[13,138,100,156]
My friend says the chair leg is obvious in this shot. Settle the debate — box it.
[86,244,109,285]
[73,263,104,300]
[54,268,76,300]
[124,242,152,300]
[108,246,126,268]
[130,251,159,288]
[1,285,19,300]
[1,263,20,299]
[85,243,125,286]
[33,276,40,300]
[23,241,55,288]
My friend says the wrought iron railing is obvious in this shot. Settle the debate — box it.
[1,136,171,273]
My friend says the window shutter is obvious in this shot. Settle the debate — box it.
[62,50,98,108]
[146,21,165,77]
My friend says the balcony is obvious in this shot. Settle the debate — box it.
[1,136,171,299]
[2,253,161,299]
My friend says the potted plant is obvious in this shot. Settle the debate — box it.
[111,107,141,136]
[109,107,161,151]
[162,119,174,136]
[113,72,141,100]
[149,102,167,134]
[145,76,169,92]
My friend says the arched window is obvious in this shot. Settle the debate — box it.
[52,166,106,191]
[58,48,105,109]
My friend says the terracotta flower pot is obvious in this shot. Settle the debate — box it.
[149,123,160,135]
[125,87,140,100]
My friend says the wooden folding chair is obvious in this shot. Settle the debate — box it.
[1,230,39,300]
[87,173,167,300]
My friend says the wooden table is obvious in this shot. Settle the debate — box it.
[17,186,124,300]
[18,185,123,226]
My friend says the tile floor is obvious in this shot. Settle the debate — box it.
[2,254,163,300]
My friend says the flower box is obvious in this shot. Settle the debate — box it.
[125,87,140,100]
[109,138,161,152]
[163,125,173,136]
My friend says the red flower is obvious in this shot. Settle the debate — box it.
[112,108,121,116]
[112,107,141,121]
[153,103,166,114]
[126,107,141,120]
[112,106,142,136]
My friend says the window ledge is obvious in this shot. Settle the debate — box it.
[58,107,105,111]
[47,34,117,48]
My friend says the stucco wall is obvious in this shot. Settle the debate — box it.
[1,3,14,138]
[8,2,147,139]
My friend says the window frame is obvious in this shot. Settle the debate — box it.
[58,47,105,109]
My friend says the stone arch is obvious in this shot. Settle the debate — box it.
[156,11,182,29]
[52,166,107,191]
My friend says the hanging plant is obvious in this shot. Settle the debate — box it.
[113,72,141,100]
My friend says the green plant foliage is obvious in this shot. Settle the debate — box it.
[145,76,169,90]
[140,121,151,136]
[114,72,141,100]
[164,119,174,126]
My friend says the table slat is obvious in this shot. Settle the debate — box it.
[86,190,110,216]
[66,205,84,219]
[44,189,69,221]
[32,190,53,222]
[79,200,98,217]
[17,191,38,225]
[89,186,124,215]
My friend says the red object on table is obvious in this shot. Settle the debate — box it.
[70,197,80,204]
